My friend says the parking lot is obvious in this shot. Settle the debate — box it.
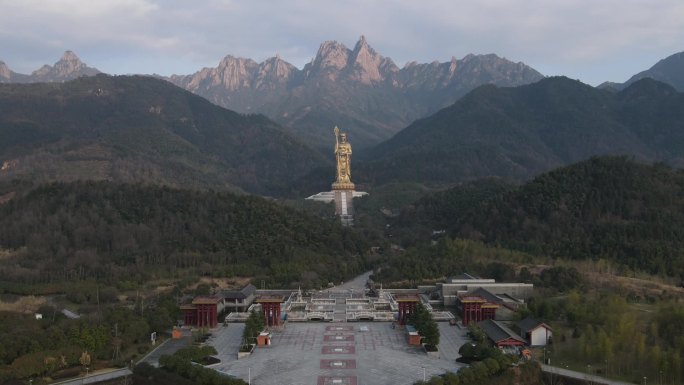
[208,322,467,385]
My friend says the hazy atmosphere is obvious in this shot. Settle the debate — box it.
[1,0,683,85]
[3,2,684,385]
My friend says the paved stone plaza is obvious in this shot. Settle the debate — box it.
[209,322,467,385]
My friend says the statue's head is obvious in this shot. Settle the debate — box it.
[340,133,347,142]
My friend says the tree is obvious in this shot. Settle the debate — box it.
[242,310,265,347]
[408,303,440,347]
[467,325,486,344]
[483,357,500,375]
[79,351,91,373]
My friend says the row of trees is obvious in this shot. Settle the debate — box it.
[416,357,540,385]
[158,351,246,385]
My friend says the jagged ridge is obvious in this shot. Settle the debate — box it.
[166,36,544,149]
[0,51,100,83]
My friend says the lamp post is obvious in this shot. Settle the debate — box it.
[586,364,592,385]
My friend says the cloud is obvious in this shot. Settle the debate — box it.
[0,0,682,84]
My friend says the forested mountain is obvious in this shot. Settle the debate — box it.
[0,181,373,289]
[392,157,684,278]
[361,77,684,186]
[169,36,544,150]
[600,51,684,92]
[389,178,517,244]
[0,74,327,196]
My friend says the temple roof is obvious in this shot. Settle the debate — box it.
[221,284,256,300]
[449,273,479,281]
[478,319,526,344]
[517,316,552,332]
[192,296,221,305]
[469,287,503,304]
[257,294,285,303]
[395,294,420,302]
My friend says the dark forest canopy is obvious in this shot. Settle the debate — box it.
[390,157,684,279]
[0,181,375,290]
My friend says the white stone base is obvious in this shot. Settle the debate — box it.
[305,191,368,203]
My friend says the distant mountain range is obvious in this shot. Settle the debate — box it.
[0,74,326,196]
[5,44,684,154]
[0,41,544,150]
[3,46,684,197]
[168,36,544,149]
[0,51,100,83]
[599,51,684,92]
[361,77,684,186]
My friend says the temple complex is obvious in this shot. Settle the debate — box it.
[180,274,531,329]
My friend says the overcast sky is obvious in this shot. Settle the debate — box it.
[1,0,682,86]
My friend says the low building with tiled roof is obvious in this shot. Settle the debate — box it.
[477,319,526,348]
[516,316,553,346]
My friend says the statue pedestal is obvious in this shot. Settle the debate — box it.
[334,190,354,225]
[305,190,368,226]
[332,182,355,191]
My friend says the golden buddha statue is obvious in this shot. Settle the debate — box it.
[332,126,355,190]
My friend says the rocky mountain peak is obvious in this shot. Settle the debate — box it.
[255,55,297,89]
[0,61,11,81]
[349,35,391,84]
[261,55,294,77]
[214,55,258,90]
[311,40,350,73]
[31,65,52,77]
[28,51,100,82]
[53,51,88,76]
[61,50,80,62]
[449,56,458,74]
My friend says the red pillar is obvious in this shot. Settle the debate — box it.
[463,303,470,326]
[197,306,202,327]
[263,302,280,327]
[209,304,217,328]
[398,302,418,325]
[463,302,484,326]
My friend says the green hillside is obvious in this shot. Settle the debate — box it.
[392,157,684,278]
[0,181,372,289]
[361,77,684,186]
[0,74,328,196]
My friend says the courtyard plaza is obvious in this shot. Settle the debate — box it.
[208,321,467,385]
